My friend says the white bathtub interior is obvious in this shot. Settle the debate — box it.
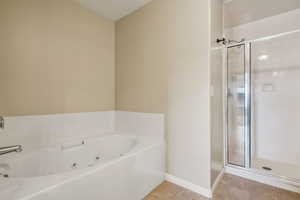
[0,111,165,200]
[0,134,137,178]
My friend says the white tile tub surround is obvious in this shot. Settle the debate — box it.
[0,111,165,200]
[115,111,165,143]
[0,112,115,152]
[0,111,164,150]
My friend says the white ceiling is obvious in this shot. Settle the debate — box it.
[224,0,300,28]
[75,0,153,21]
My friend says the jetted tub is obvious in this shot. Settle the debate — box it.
[0,134,165,200]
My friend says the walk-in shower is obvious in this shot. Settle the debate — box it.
[224,30,300,185]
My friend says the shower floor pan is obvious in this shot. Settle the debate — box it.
[252,158,300,182]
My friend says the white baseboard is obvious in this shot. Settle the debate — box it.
[164,173,212,198]
[211,169,224,193]
[225,166,300,194]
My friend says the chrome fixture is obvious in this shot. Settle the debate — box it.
[0,116,4,130]
[216,37,227,45]
[0,174,9,178]
[0,145,22,156]
[216,37,246,45]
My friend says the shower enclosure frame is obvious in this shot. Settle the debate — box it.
[224,42,251,169]
[223,29,300,186]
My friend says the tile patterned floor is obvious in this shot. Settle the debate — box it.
[144,181,208,200]
[144,173,300,200]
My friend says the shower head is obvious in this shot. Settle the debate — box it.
[216,37,227,45]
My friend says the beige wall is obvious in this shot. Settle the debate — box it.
[116,1,167,113]
[0,0,115,116]
[117,0,212,189]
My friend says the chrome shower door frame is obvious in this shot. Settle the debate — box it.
[224,42,252,169]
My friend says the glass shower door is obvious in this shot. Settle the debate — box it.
[227,44,251,167]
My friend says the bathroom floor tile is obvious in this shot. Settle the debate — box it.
[213,174,300,200]
[144,181,209,200]
[144,173,300,200]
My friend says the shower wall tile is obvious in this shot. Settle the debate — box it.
[225,8,300,41]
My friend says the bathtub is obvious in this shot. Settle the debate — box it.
[0,133,165,200]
